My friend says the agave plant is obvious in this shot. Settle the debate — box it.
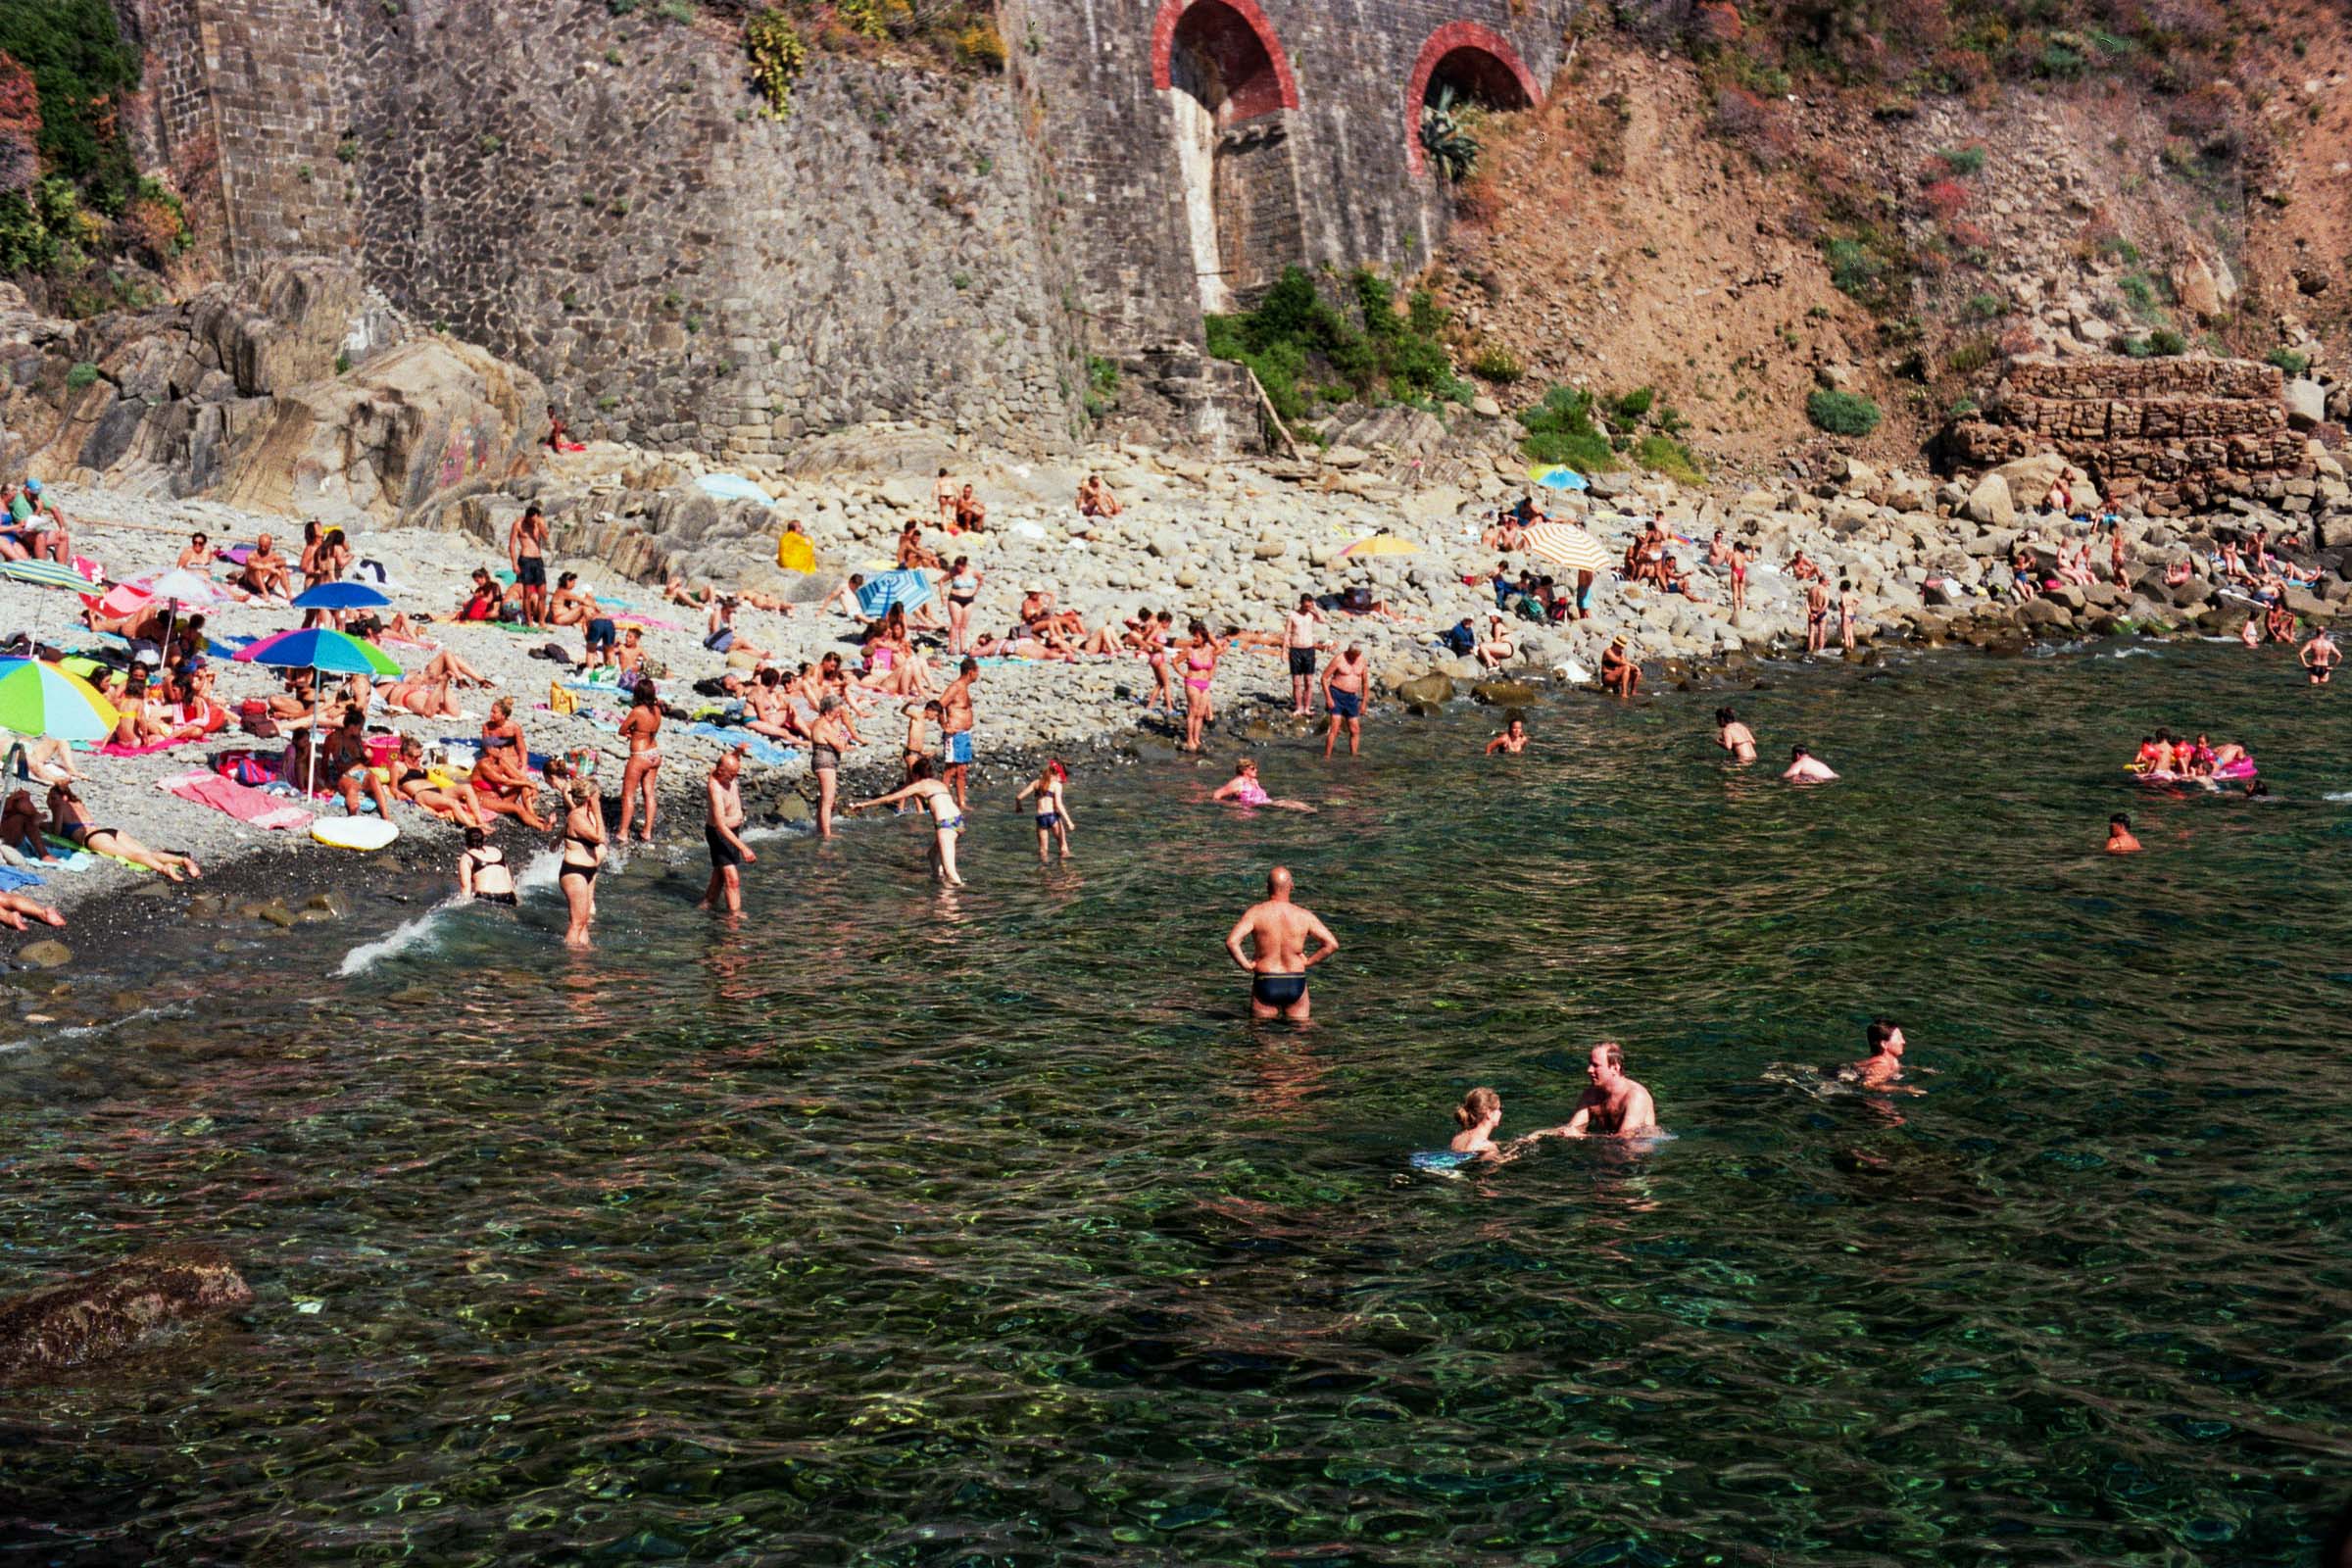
[1420,83,1479,182]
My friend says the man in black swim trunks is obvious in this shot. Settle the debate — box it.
[509,505,550,629]
[1223,864,1339,1022]
[698,747,756,913]
[1284,595,1325,717]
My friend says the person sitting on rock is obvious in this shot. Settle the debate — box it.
[2042,475,2074,514]
[1076,473,1123,517]
[1788,549,1823,583]
[954,484,987,533]
[2164,556,2193,589]
[2011,544,2042,601]
[896,521,943,573]
[1600,635,1641,699]
[1439,618,1477,658]
[1474,614,1517,669]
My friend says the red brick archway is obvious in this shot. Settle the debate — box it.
[1404,22,1539,174]
[1152,0,1299,122]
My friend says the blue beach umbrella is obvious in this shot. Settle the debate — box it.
[291,580,394,611]
[856,568,934,618]
[1528,465,1590,493]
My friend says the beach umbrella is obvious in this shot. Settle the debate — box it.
[1522,521,1615,571]
[0,658,120,742]
[1341,534,1418,559]
[91,581,154,618]
[130,567,231,606]
[233,627,400,798]
[856,568,933,618]
[290,580,393,611]
[232,626,401,676]
[0,559,94,591]
[1528,466,1590,492]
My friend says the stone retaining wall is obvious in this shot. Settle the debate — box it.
[1952,354,2306,510]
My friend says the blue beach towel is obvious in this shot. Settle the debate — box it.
[682,723,797,768]
[0,863,45,891]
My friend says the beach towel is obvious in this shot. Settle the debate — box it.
[683,723,797,768]
[611,612,685,632]
[156,769,315,831]
[0,864,44,892]
[97,732,205,758]
[43,836,145,872]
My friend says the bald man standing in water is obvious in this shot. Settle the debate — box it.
[1224,865,1339,1021]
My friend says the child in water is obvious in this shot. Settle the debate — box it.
[1450,1087,1506,1156]
[1015,759,1075,863]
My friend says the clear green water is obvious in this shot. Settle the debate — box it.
[4,643,2349,1565]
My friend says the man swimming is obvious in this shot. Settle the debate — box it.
[1223,865,1339,1022]
[2106,812,2141,854]
[1843,1018,1907,1086]
[1782,745,1838,783]
[1541,1043,1658,1137]
[1715,707,1757,764]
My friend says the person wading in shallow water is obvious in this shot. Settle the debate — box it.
[1224,865,1339,1022]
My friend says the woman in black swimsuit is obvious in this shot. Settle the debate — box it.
[46,782,201,881]
[458,826,517,906]
[558,778,605,948]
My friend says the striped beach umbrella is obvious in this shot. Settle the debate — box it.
[1522,522,1615,571]
[0,559,95,591]
[0,659,121,742]
[856,568,933,618]
[232,625,401,676]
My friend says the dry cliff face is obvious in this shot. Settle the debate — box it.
[1436,24,2348,478]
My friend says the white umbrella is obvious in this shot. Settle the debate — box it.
[1522,522,1615,571]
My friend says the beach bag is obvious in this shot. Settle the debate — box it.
[237,699,280,740]
[549,682,580,715]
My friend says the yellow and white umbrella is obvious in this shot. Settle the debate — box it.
[1521,521,1614,571]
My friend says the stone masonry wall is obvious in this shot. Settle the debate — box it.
[326,0,1081,460]
[1954,355,2306,508]
[1015,0,1579,348]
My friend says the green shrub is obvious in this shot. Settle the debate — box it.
[2267,348,2311,375]
[1470,345,1524,383]
[1963,291,2005,320]
[2035,41,2088,79]
[2095,235,2141,264]
[64,361,98,389]
[955,22,1006,70]
[2147,327,2186,355]
[656,0,694,20]
[0,0,142,217]
[1632,432,1705,485]
[1936,145,1987,175]
[2118,334,2153,358]
[1946,337,1996,375]
[2118,271,2164,318]
[1202,265,1468,419]
[1517,384,1619,471]
[1806,388,1882,436]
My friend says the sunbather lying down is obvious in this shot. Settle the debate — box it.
[0,891,64,930]
[45,782,201,881]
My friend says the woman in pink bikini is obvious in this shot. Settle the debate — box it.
[1178,620,1225,753]
[1209,757,1313,811]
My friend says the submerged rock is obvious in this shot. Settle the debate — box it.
[1394,674,1455,706]
[16,940,71,970]
[1471,679,1538,707]
[0,1245,253,1379]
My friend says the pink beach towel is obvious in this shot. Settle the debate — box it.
[156,769,315,831]
[98,732,204,758]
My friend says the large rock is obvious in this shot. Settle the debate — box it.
[2173,256,2224,322]
[0,1245,252,1379]
[2284,378,2327,431]
[2016,596,2076,632]
[16,939,71,969]
[1964,472,2015,527]
[212,337,549,529]
[1394,673,1455,705]
[1471,678,1537,706]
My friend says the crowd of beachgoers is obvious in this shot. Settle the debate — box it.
[0,433,2334,959]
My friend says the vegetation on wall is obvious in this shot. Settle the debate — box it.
[1204,267,1472,424]
[735,0,1004,109]
[0,1,199,300]
[1420,84,1482,181]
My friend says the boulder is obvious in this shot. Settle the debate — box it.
[2285,378,2327,431]
[2173,255,2224,322]
[1394,674,1455,705]
[1987,453,2069,506]
[1471,679,1538,706]
[1964,472,2015,527]
[211,337,549,530]
[0,1245,253,1379]
[16,939,70,969]
[2016,596,2076,631]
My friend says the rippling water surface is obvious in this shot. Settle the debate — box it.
[5,643,2350,1565]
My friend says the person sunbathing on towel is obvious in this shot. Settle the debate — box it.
[390,735,486,828]
[468,738,549,831]
[47,782,201,880]
[235,533,294,599]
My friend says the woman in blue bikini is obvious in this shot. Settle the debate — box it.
[1014,759,1074,863]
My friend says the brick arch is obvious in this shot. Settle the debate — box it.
[1405,22,1540,175]
[1152,0,1300,122]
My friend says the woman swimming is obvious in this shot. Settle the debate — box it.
[1209,757,1313,811]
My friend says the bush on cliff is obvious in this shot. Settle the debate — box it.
[1515,386,1618,472]
[0,0,139,215]
[1203,267,1470,422]
[1806,388,1883,437]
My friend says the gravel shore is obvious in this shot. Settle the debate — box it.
[4,436,2303,958]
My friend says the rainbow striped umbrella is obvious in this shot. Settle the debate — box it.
[0,658,121,742]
